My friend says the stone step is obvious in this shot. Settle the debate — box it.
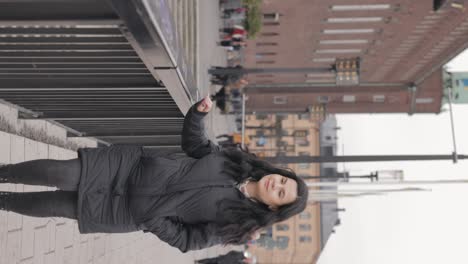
[0,101,97,151]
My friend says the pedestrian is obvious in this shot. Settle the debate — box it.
[221,25,247,39]
[195,250,246,264]
[210,86,228,112]
[209,65,245,86]
[222,7,247,18]
[0,96,309,253]
[218,40,245,47]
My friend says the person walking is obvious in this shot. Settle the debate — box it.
[222,7,247,19]
[209,65,245,86]
[220,25,247,39]
[0,96,308,253]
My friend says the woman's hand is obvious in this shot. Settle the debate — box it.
[196,96,213,113]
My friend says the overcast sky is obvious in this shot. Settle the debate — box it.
[317,50,468,264]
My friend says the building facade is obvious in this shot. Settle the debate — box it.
[244,112,324,263]
[244,0,468,115]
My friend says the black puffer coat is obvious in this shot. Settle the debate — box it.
[77,102,245,252]
[197,250,246,264]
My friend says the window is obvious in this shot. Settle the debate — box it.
[276,236,289,249]
[315,49,362,54]
[306,72,335,78]
[343,95,356,103]
[330,4,392,11]
[294,130,308,137]
[256,113,268,120]
[298,152,310,169]
[299,212,311,219]
[263,22,280,26]
[299,236,312,243]
[276,151,287,157]
[276,113,288,120]
[298,113,310,120]
[261,32,279,36]
[319,39,369,45]
[263,13,280,21]
[323,29,376,34]
[276,224,289,231]
[326,17,384,23]
[373,95,385,103]
[434,0,448,11]
[256,130,265,136]
[312,57,336,63]
[317,95,330,103]
[416,98,434,104]
[256,138,267,147]
[295,137,309,147]
[257,60,276,64]
[322,146,334,156]
[273,96,287,104]
[277,140,288,147]
[299,224,312,231]
[323,167,336,177]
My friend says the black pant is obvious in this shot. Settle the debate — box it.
[0,159,81,219]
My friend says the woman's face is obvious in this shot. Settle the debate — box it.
[256,174,298,210]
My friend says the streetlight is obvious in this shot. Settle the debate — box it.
[301,170,403,182]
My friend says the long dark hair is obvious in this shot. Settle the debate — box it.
[216,147,309,245]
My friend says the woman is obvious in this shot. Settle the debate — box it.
[0,96,308,252]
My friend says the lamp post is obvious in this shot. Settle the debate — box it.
[263,153,467,164]
[301,170,404,181]
[300,171,378,181]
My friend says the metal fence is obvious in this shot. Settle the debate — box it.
[0,0,197,150]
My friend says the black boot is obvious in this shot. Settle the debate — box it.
[0,164,10,183]
[0,191,11,210]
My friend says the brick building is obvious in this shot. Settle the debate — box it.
[243,0,468,115]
